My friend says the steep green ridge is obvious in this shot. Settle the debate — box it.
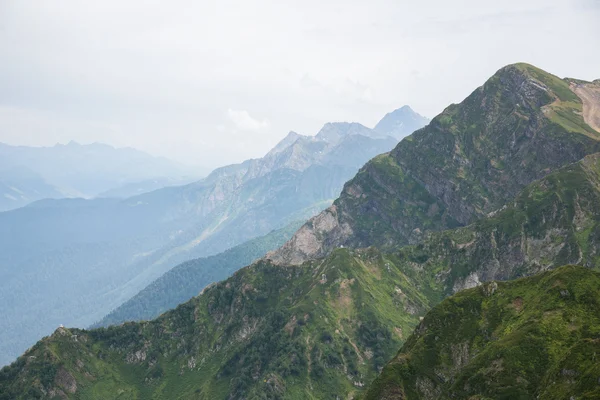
[363,265,600,400]
[268,64,600,265]
[3,151,600,399]
[95,220,305,327]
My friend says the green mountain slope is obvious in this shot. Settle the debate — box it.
[3,154,600,399]
[363,265,600,400]
[268,64,600,265]
[95,220,305,327]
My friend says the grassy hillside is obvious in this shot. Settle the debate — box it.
[363,265,600,400]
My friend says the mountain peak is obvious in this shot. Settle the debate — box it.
[391,105,414,113]
[268,64,600,267]
[490,62,575,101]
[486,63,600,136]
[315,121,378,144]
[265,131,306,157]
[374,105,429,140]
[54,140,81,148]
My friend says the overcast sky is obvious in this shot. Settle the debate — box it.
[1,0,599,170]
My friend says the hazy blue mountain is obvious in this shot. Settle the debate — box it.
[315,121,387,144]
[0,166,65,211]
[96,177,199,199]
[0,109,427,366]
[374,105,430,140]
[0,141,197,199]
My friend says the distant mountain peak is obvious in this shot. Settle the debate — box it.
[315,121,381,144]
[374,105,430,140]
[392,104,415,113]
[284,130,301,139]
[0,141,194,200]
[265,131,306,157]
[53,140,80,147]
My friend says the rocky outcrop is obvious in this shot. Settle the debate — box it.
[54,368,77,394]
[265,205,353,265]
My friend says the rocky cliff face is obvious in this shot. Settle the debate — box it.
[268,64,600,266]
[392,152,600,296]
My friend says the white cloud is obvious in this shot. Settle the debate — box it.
[227,109,270,131]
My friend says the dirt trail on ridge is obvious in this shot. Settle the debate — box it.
[572,82,600,133]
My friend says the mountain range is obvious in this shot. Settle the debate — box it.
[1,64,599,400]
[0,166,65,212]
[0,141,197,211]
[0,106,428,367]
